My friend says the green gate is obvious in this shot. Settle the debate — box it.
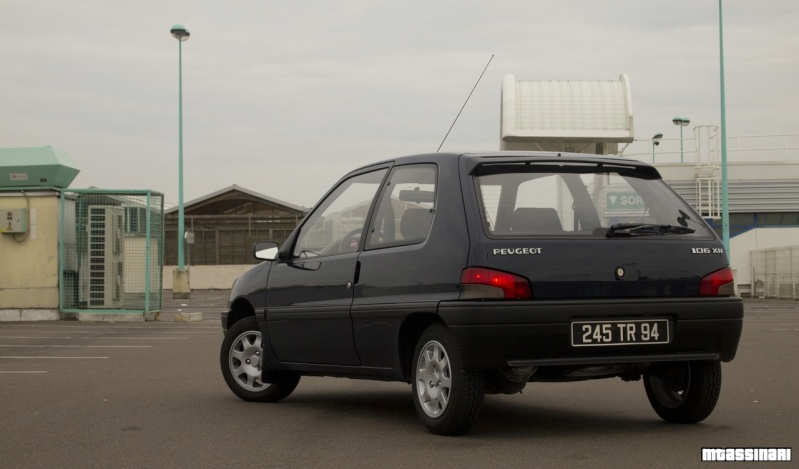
[59,190,164,314]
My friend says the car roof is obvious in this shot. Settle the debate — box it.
[462,151,651,165]
[356,151,658,175]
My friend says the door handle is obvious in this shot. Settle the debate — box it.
[346,282,353,289]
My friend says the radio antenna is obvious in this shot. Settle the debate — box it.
[436,54,494,152]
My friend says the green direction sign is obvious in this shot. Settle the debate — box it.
[605,191,645,210]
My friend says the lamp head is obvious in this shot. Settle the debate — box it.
[171,24,190,42]
[672,116,690,126]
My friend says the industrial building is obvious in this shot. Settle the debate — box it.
[501,74,799,297]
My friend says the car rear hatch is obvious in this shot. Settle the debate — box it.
[476,238,730,299]
[462,155,732,300]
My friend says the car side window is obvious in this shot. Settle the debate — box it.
[292,169,387,258]
[366,164,437,249]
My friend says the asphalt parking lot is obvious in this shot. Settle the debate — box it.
[1,293,797,468]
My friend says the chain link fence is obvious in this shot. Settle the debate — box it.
[164,219,298,266]
[59,190,164,314]
[750,245,799,299]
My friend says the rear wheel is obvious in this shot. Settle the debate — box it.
[644,360,721,423]
[412,323,484,435]
[220,316,299,402]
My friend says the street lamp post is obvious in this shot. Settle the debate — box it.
[171,24,190,299]
[718,1,731,255]
[651,133,663,162]
[672,116,690,163]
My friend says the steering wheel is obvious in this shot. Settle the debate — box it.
[337,228,363,253]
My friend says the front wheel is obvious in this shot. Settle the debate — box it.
[411,323,484,435]
[220,316,299,402]
[643,360,721,423]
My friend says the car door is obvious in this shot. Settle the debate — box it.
[265,167,388,365]
[352,163,469,369]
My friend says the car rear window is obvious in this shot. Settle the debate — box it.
[473,162,714,239]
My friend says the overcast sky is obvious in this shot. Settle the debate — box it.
[2,0,797,208]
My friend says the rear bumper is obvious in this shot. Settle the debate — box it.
[437,297,743,369]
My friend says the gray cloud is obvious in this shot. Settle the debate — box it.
[1,0,797,207]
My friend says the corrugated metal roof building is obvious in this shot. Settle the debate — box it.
[164,185,308,265]
[500,74,634,154]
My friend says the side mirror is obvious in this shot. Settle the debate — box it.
[253,241,280,261]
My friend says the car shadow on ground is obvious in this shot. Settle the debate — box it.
[215,379,728,438]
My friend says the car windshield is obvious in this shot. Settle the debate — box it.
[473,162,713,239]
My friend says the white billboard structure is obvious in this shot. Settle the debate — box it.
[500,74,634,155]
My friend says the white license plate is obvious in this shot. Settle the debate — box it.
[571,319,669,347]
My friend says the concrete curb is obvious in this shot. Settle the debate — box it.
[174,312,203,322]
[0,309,60,322]
[75,313,145,323]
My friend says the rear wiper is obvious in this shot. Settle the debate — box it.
[605,223,696,238]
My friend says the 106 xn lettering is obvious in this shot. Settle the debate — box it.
[691,247,724,254]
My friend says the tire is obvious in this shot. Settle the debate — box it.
[643,360,721,423]
[220,316,299,402]
[411,323,484,435]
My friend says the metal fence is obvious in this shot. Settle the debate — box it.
[59,190,164,314]
[164,215,301,265]
[750,245,799,299]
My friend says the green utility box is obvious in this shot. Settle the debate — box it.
[0,146,80,190]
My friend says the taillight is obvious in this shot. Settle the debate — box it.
[699,267,735,296]
[461,267,532,300]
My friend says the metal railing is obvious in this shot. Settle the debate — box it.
[619,132,799,164]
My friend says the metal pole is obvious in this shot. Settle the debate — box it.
[170,25,190,299]
[58,191,65,311]
[680,126,684,163]
[177,39,185,271]
[145,191,151,312]
[719,0,731,254]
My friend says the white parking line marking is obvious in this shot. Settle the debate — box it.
[3,323,218,327]
[0,336,187,340]
[0,345,151,348]
[747,324,799,327]
[0,356,108,359]
[0,328,218,333]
